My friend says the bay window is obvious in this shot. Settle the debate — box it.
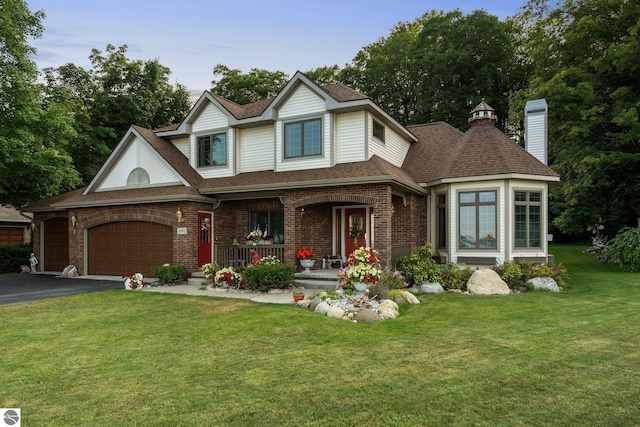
[514,191,541,248]
[459,190,497,249]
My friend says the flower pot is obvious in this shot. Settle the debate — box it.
[299,259,315,273]
[293,294,305,302]
[353,282,371,295]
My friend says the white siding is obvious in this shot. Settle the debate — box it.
[192,103,228,132]
[368,115,411,167]
[525,114,547,165]
[171,137,190,159]
[335,111,366,164]
[238,126,275,173]
[98,136,182,190]
[278,84,326,119]
[194,128,235,179]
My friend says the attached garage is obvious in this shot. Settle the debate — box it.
[88,221,173,277]
[0,227,24,245]
[43,218,69,271]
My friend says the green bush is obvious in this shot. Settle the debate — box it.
[608,227,640,272]
[153,265,188,285]
[397,242,443,285]
[439,262,472,290]
[373,269,408,299]
[0,243,33,273]
[243,263,295,293]
[493,259,569,289]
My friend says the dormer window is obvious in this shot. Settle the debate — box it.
[198,133,227,167]
[127,168,150,186]
[373,119,385,142]
[284,118,321,158]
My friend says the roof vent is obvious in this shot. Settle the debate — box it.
[525,99,548,165]
[468,98,498,126]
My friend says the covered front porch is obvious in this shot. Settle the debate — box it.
[210,184,425,270]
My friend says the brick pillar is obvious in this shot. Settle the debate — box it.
[283,198,298,266]
[373,186,393,269]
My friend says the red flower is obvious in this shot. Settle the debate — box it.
[296,246,316,260]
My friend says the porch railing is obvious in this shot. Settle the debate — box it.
[214,244,285,268]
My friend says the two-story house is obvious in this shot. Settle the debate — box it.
[25,72,559,277]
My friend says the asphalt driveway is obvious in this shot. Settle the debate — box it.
[0,273,122,306]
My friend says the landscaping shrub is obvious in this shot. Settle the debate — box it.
[439,262,472,290]
[493,259,569,289]
[373,269,408,299]
[0,243,32,273]
[396,242,443,286]
[153,265,188,285]
[243,263,295,292]
[608,227,640,272]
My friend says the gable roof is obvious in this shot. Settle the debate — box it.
[0,206,32,223]
[405,122,559,185]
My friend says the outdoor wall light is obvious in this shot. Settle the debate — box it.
[176,209,184,223]
[70,214,78,228]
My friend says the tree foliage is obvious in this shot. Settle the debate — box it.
[43,45,191,182]
[341,10,528,129]
[0,0,80,207]
[210,64,289,105]
[514,0,640,234]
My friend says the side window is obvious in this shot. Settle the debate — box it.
[373,119,385,142]
[459,190,497,249]
[197,133,227,167]
[514,191,542,248]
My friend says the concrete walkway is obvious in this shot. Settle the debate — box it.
[140,283,321,304]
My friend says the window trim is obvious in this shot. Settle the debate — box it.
[197,131,228,168]
[372,118,385,143]
[458,189,498,250]
[514,189,542,249]
[283,117,323,159]
[436,192,447,250]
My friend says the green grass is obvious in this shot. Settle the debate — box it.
[2,243,640,426]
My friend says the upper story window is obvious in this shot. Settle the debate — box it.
[197,133,227,167]
[126,168,150,186]
[284,118,321,158]
[459,190,497,249]
[514,191,542,248]
[373,119,385,142]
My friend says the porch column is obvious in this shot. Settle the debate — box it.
[283,200,299,266]
[373,187,393,269]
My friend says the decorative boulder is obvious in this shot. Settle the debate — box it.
[379,306,398,319]
[467,269,510,295]
[417,282,445,294]
[354,308,381,323]
[403,291,420,304]
[61,265,78,278]
[314,301,330,315]
[326,306,345,319]
[526,277,559,292]
[309,297,323,312]
[379,299,400,315]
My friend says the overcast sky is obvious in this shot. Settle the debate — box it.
[27,0,524,94]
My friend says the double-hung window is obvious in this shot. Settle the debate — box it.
[373,119,385,142]
[459,190,497,249]
[284,118,321,158]
[197,133,227,167]
[514,191,542,248]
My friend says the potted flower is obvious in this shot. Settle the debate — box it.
[336,247,381,293]
[201,262,220,280]
[214,267,241,288]
[122,272,145,290]
[292,289,305,302]
[296,246,316,272]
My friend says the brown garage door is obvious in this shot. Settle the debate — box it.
[0,227,24,245]
[88,221,173,277]
[44,218,69,271]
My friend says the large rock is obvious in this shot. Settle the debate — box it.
[314,301,330,315]
[527,277,559,292]
[354,308,381,323]
[417,282,445,294]
[378,300,400,319]
[467,269,510,295]
[326,306,345,319]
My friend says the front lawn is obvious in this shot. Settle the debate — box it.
[1,244,639,426]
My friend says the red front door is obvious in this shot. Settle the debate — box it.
[344,207,367,257]
[198,212,212,265]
